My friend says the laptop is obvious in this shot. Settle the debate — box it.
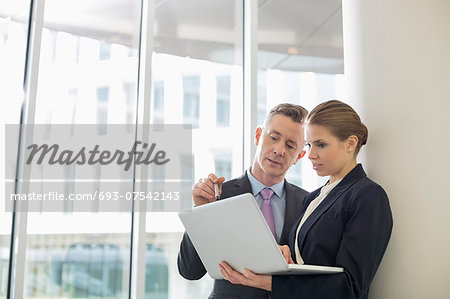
[178,193,343,279]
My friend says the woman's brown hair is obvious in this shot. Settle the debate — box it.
[306,100,368,154]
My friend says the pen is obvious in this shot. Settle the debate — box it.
[214,183,220,200]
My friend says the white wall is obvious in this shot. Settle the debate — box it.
[343,0,450,298]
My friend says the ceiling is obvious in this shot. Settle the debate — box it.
[0,0,343,73]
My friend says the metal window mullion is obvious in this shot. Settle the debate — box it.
[8,0,46,298]
[129,0,154,298]
[243,0,258,171]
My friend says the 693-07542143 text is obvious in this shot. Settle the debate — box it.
[9,191,180,201]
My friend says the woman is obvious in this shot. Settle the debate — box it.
[219,100,393,299]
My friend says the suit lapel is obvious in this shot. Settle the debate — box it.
[288,188,319,259]
[228,172,253,197]
[281,182,303,244]
[296,164,367,251]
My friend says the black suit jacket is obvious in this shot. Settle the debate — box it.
[272,164,393,299]
[177,171,308,299]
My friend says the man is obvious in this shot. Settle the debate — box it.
[177,103,309,299]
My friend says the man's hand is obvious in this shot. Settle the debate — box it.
[192,173,225,206]
[218,261,272,291]
[278,245,294,264]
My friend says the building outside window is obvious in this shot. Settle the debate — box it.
[123,82,137,131]
[214,153,232,180]
[153,81,165,124]
[182,76,200,129]
[96,86,110,135]
[99,41,111,61]
[216,76,231,127]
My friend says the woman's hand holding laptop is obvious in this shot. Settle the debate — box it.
[278,245,294,264]
[217,245,292,291]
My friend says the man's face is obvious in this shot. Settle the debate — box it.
[251,114,305,185]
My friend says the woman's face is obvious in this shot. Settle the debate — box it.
[305,124,357,183]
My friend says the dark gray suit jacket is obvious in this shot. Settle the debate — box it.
[177,171,308,299]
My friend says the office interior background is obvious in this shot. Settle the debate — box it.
[0,0,449,298]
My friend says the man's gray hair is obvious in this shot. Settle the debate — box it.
[263,103,308,126]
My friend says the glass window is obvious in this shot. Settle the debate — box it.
[214,153,232,180]
[0,0,30,297]
[2,1,345,298]
[96,86,110,134]
[153,81,165,124]
[148,0,244,298]
[182,76,200,129]
[216,76,230,127]
[14,0,142,298]
[99,41,111,61]
[257,71,268,125]
[258,0,344,190]
[123,82,136,131]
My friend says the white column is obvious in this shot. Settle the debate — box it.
[343,1,450,298]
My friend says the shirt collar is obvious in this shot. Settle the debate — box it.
[246,169,285,200]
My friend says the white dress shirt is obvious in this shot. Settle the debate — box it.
[294,179,342,264]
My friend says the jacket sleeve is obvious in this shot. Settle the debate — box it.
[177,232,207,280]
[272,184,393,299]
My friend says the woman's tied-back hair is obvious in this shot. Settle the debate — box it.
[264,103,309,126]
[306,100,368,154]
